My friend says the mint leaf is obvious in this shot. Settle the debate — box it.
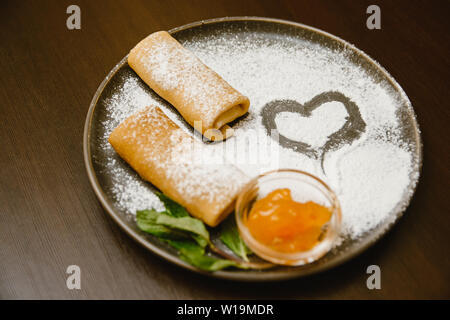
[156,192,189,217]
[156,214,210,248]
[137,196,249,272]
[136,209,187,239]
[220,216,252,261]
[166,239,205,254]
[191,235,209,248]
[166,240,245,271]
[180,252,241,271]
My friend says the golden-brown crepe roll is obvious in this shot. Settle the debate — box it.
[108,105,248,227]
[128,31,250,141]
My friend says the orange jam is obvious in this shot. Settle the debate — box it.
[245,188,332,253]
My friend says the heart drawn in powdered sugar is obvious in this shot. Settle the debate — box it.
[261,91,366,162]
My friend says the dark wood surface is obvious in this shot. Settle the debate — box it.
[1,0,449,299]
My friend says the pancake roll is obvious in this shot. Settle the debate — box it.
[128,31,250,141]
[108,105,249,227]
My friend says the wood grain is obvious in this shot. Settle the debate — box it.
[0,0,449,299]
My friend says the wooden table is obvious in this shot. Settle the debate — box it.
[1,0,449,299]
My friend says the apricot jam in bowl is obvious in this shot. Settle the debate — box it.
[235,169,341,266]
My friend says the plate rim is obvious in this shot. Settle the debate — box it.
[83,16,423,281]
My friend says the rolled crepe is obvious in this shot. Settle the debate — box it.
[128,31,250,141]
[108,105,248,227]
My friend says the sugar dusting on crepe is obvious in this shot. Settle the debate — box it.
[130,32,246,129]
[98,32,419,242]
[164,129,249,206]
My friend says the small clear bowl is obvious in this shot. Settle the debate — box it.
[235,169,341,266]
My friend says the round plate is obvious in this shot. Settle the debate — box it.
[84,17,422,281]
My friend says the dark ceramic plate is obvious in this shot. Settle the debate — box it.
[83,17,422,281]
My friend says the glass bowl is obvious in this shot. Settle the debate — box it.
[235,169,342,266]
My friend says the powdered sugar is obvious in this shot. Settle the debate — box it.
[324,141,415,236]
[97,30,419,242]
[107,162,165,214]
[275,101,349,149]
[162,129,248,207]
